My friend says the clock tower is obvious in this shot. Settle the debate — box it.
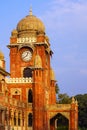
[7,9,56,130]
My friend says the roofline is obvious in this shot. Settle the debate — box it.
[0,67,10,76]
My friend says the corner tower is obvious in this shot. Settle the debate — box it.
[7,9,56,130]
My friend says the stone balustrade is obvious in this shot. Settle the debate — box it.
[0,94,33,109]
[5,77,33,83]
[0,94,27,108]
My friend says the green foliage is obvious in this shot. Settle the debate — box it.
[57,126,68,130]
[56,83,87,129]
[58,93,71,104]
[75,94,87,129]
[57,92,87,129]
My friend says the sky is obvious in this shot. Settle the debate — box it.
[0,0,87,96]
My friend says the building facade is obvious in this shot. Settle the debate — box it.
[0,9,78,130]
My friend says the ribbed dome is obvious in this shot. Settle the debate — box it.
[17,9,45,33]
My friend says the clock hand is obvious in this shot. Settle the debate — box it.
[26,52,29,57]
[23,52,28,59]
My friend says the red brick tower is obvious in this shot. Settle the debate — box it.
[6,9,78,130]
[7,9,56,130]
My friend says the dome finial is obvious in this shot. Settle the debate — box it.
[29,6,33,15]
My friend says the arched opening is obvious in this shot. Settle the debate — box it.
[22,112,24,126]
[57,113,69,130]
[18,112,21,126]
[50,113,69,130]
[14,112,16,126]
[23,68,32,78]
[28,113,33,127]
[28,89,33,103]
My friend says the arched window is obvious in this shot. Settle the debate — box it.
[22,112,24,126]
[14,112,16,126]
[23,68,32,78]
[28,89,33,103]
[14,117,16,126]
[28,113,33,126]
[18,112,21,126]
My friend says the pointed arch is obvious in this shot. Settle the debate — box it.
[28,113,33,126]
[50,113,69,130]
[18,112,21,126]
[14,111,16,126]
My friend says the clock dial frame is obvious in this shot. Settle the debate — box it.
[21,50,32,62]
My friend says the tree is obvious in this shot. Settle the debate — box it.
[55,83,71,104]
[55,82,87,129]
[58,93,71,104]
[75,94,87,129]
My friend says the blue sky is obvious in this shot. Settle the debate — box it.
[0,0,87,96]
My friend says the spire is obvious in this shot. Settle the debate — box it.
[29,6,33,15]
[71,97,75,103]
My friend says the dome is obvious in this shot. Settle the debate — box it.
[11,29,18,37]
[17,9,45,34]
[0,50,4,60]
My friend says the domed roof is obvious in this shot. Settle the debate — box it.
[11,29,18,37]
[17,9,45,33]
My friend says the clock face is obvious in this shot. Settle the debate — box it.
[21,50,32,62]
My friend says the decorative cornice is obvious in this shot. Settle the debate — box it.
[0,67,10,76]
[7,44,18,49]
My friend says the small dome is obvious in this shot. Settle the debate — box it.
[11,29,18,37]
[50,68,55,80]
[34,54,42,68]
[17,9,45,34]
[0,50,4,60]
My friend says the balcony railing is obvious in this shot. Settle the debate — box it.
[5,77,33,84]
[0,95,27,108]
[0,94,33,109]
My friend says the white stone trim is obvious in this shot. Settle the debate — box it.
[5,77,33,83]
